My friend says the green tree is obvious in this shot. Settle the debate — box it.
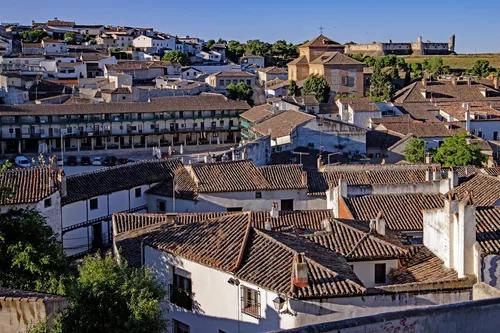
[226,40,245,62]
[469,60,493,77]
[216,38,227,45]
[227,82,254,105]
[21,29,48,43]
[83,35,92,43]
[422,57,444,74]
[0,209,72,295]
[245,39,271,57]
[162,50,188,66]
[287,80,298,97]
[433,132,487,167]
[60,255,167,333]
[348,53,366,62]
[302,75,330,103]
[404,137,426,163]
[63,32,76,44]
[205,39,215,50]
[370,61,393,102]
[364,57,376,67]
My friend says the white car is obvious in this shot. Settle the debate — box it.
[15,156,31,168]
[92,156,103,166]
[57,157,64,167]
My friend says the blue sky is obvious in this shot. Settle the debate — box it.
[2,0,499,53]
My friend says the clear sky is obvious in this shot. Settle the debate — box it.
[2,0,499,53]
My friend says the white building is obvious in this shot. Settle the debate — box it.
[336,97,382,129]
[195,50,222,62]
[41,40,68,54]
[133,35,175,52]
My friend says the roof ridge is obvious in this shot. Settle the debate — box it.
[232,212,254,272]
[67,159,179,179]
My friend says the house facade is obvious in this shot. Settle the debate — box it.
[206,71,256,92]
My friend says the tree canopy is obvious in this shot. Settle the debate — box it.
[227,82,254,105]
[162,50,188,66]
[21,29,48,43]
[226,40,245,62]
[404,137,426,163]
[469,60,493,78]
[432,132,487,167]
[302,75,330,103]
[369,61,394,102]
[0,209,72,295]
[287,80,298,97]
[63,32,76,44]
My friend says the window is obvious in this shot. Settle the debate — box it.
[241,286,260,318]
[157,200,166,213]
[342,76,349,86]
[135,188,142,198]
[44,198,52,208]
[255,192,262,199]
[170,273,192,310]
[374,263,386,284]
[89,198,98,210]
[227,207,243,212]
[281,199,294,211]
[494,131,498,141]
[172,320,190,333]
[219,120,224,126]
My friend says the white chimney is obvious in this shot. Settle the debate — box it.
[322,219,333,232]
[264,218,272,231]
[203,153,210,163]
[270,202,279,219]
[464,104,471,132]
[425,153,432,164]
[432,167,440,181]
[338,178,347,198]
[448,167,459,189]
[231,147,236,161]
[455,194,476,278]
[426,168,433,181]
[241,148,247,160]
[375,211,386,236]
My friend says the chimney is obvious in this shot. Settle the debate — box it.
[425,168,433,181]
[241,148,247,160]
[317,155,323,171]
[338,178,347,199]
[58,169,67,197]
[293,253,308,288]
[455,192,477,278]
[270,202,279,218]
[322,219,333,232]
[421,77,427,87]
[464,104,471,132]
[494,76,499,90]
[448,167,459,189]
[264,218,272,231]
[375,211,386,236]
[425,153,432,164]
[203,153,210,163]
[451,77,457,86]
[432,167,440,181]
[487,156,495,168]
[466,77,472,86]
[231,147,236,161]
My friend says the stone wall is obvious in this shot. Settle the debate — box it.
[269,295,500,333]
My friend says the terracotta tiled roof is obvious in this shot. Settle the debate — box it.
[451,174,500,207]
[300,35,342,48]
[257,66,287,75]
[258,164,307,190]
[63,159,182,205]
[394,103,440,122]
[371,115,415,125]
[188,160,271,193]
[146,165,198,201]
[62,96,97,104]
[0,94,250,116]
[252,110,315,139]
[388,246,458,284]
[483,167,500,176]
[211,71,255,77]
[47,20,74,27]
[305,219,408,260]
[22,42,42,48]
[442,166,480,179]
[309,52,363,66]
[307,166,431,197]
[344,193,445,231]
[240,103,275,122]
[287,55,309,66]
[0,167,59,205]
[251,210,333,231]
[282,95,319,106]
[438,102,500,120]
[366,130,404,149]
[338,97,380,112]
[476,206,500,255]
[376,122,465,137]
[106,60,179,71]
[393,80,500,104]
[145,212,366,298]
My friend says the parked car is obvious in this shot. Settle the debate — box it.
[80,156,91,165]
[67,156,78,166]
[14,156,30,168]
[117,157,129,165]
[92,156,103,166]
[102,156,117,166]
[56,157,64,167]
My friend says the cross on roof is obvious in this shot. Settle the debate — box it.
[319,26,324,34]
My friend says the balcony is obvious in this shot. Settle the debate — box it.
[169,285,192,311]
